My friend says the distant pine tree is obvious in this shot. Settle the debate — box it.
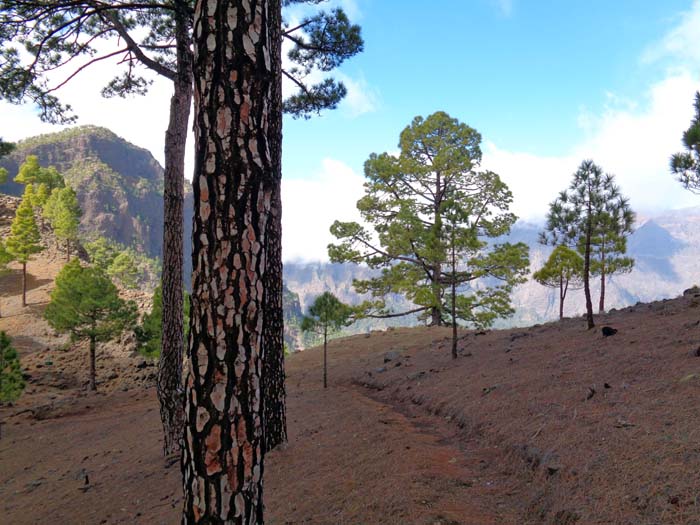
[533,245,584,320]
[44,260,136,391]
[5,194,43,307]
[48,187,82,260]
[106,251,139,289]
[14,155,64,190]
[301,292,354,388]
[0,331,24,403]
[541,160,634,328]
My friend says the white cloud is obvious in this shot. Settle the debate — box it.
[0,54,175,169]
[484,72,700,222]
[336,72,380,117]
[485,2,700,223]
[642,0,700,66]
[282,158,366,261]
[492,0,514,17]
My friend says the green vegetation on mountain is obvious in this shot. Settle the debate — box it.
[84,236,160,290]
[135,285,190,359]
[0,126,178,259]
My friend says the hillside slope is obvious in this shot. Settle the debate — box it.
[1,274,699,523]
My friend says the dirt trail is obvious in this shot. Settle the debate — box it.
[1,326,515,524]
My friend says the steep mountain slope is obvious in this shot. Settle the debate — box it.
[0,126,194,261]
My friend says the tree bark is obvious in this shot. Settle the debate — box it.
[182,1,275,521]
[157,0,193,457]
[88,334,96,392]
[66,239,70,261]
[598,246,606,314]
[451,226,457,359]
[262,0,286,453]
[583,208,595,329]
[559,275,564,320]
[21,262,26,307]
[323,326,328,389]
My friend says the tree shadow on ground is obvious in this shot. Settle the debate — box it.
[0,269,52,298]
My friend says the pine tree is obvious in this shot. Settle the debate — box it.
[84,237,118,271]
[47,187,82,260]
[13,155,64,190]
[301,292,353,388]
[533,245,584,320]
[107,250,140,289]
[541,160,632,328]
[589,200,634,312]
[182,0,277,519]
[0,331,25,403]
[5,194,42,307]
[0,241,14,318]
[136,285,163,358]
[671,91,700,193]
[44,260,136,391]
[329,111,530,328]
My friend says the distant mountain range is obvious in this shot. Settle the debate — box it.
[3,126,699,348]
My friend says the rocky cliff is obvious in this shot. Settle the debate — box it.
[0,125,193,263]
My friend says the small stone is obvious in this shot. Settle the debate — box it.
[601,326,618,337]
[383,351,400,363]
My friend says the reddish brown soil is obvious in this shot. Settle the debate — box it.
[1,199,699,523]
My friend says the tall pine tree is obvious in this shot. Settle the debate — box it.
[300,292,352,388]
[541,160,633,327]
[182,0,276,520]
[329,112,529,329]
[46,186,82,260]
[6,192,42,307]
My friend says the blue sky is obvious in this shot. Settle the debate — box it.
[2,0,700,260]
[285,0,691,166]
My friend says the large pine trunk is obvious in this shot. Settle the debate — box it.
[157,0,193,457]
[182,1,275,521]
[262,0,287,453]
